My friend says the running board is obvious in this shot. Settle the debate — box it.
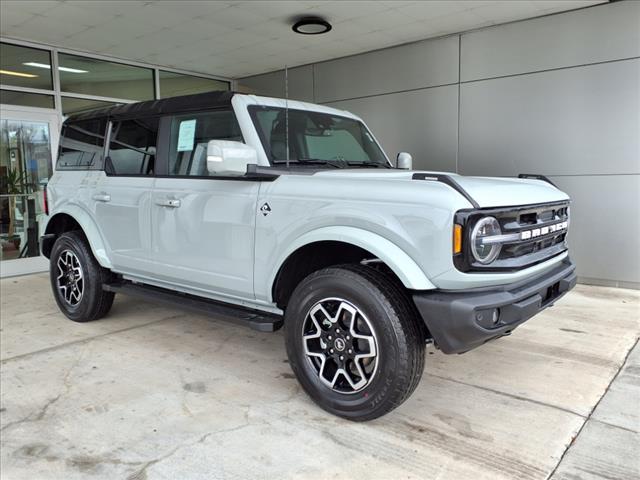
[103,281,283,332]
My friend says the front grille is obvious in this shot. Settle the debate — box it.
[497,203,569,262]
[454,201,570,272]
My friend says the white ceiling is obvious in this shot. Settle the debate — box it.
[0,0,606,79]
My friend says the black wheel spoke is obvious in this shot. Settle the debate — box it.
[302,298,378,394]
[55,249,84,307]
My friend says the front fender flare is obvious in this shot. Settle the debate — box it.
[46,206,112,269]
[268,226,435,297]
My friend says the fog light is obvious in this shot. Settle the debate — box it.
[475,308,501,328]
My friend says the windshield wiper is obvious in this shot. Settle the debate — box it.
[273,159,391,169]
[274,158,345,168]
[300,158,392,169]
[300,158,349,168]
[346,161,392,169]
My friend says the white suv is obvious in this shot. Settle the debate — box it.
[42,91,576,420]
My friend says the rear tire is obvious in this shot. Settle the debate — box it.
[49,231,115,322]
[285,264,425,421]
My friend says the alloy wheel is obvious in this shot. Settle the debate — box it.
[56,250,84,306]
[302,298,378,394]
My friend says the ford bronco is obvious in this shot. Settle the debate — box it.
[42,91,576,420]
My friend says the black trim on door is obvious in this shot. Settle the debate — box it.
[155,115,171,176]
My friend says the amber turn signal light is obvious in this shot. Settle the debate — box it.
[453,224,463,254]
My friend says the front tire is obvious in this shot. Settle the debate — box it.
[49,231,115,322]
[285,264,425,421]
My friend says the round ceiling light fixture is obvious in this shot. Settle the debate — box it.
[292,16,332,35]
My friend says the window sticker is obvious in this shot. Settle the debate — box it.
[177,119,196,151]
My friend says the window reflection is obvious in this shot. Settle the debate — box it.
[61,97,119,116]
[159,70,229,98]
[0,43,53,90]
[59,53,154,101]
[0,90,55,109]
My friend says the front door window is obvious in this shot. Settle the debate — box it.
[0,119,52,261]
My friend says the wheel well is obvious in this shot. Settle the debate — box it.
[45,213,82,236]
[272,241,404,309]
[42,213,84,258]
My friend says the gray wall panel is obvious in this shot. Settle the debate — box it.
[459,59,640,177]
[327,85,458,172]
[461,1,640,82]
[238,2,638,286]
[237,65,314,102]
[314,36,459,103]
[550,175,640,284]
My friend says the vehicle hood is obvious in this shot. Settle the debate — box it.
[312,169,569,208]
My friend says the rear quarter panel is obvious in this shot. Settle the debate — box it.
[46,170,112,268]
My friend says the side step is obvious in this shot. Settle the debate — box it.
[103,281,283,332]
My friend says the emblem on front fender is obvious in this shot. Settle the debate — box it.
[260,203,272,216]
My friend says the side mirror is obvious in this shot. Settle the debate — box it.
[207,140,257,175]
[396,152,413,170]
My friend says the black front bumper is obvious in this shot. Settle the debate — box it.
[413,258,577,354]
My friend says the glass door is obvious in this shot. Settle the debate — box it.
[0,106,59,277]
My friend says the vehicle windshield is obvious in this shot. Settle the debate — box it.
[249,106,389,167]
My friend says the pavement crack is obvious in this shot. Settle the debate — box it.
[427,373,584,417]
[589,417,639,434]
[545,336,639,480]
[1,315,184,364]
[0,393,61,433]
[1,344,86,433]
[125,423,252,480]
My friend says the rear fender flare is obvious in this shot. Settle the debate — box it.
[46,207,112,269]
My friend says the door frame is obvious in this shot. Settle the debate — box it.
[1,104,61,278]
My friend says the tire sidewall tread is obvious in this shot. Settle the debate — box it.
[49,231,114,322]
[285,264,425,421]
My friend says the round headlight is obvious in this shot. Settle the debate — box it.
[471,217,502,264]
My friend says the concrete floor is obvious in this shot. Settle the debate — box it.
[1,273,638,480]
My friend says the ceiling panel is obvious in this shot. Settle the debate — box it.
[0,0,606,79]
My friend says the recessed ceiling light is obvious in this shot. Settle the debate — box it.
[23,62,88,73]
[0,69,38,78]
[292,17,332,35]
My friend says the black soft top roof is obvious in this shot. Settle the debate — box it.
[66,90,236,123]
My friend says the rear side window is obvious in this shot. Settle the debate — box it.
[168,110,242,176]
[57,118,107,170]
[106,118,159,175]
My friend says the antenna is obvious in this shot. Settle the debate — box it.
[285,65,290,169]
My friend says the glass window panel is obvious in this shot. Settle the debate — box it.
[0,90,55,109]
[168,111,242,176]
[159,71,229,98]
[107,118,158,175]
[58,53,154,101]
[57,118,107,170]
[250,107,388,166]
[306,130,369,162]
[0,43,53,90]
[61,97,120,116]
